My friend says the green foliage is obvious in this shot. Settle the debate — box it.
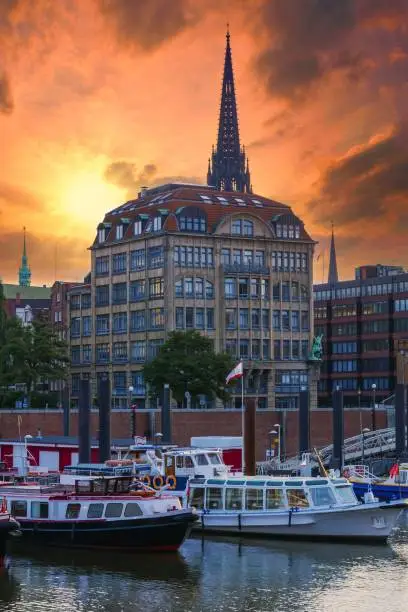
[142,330,235,404]
[0,313,69,404]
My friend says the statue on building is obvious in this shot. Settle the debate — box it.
[309,334,324,361]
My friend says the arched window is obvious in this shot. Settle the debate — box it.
[205,280,214,299]
[178,206,207,233]
[184,278,194,297]
[231,219,253,237]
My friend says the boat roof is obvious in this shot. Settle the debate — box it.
[190,476,349,486]
[0,436,136,448]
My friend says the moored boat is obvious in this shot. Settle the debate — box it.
[0,499,20,568]
[348,463,408,502]
[0,476,197,552]
[188,475,407,543]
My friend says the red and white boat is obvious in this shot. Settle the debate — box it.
[0,476,196,553]
[0,499,19,568]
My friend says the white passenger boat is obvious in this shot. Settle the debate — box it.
[188,475,407,543]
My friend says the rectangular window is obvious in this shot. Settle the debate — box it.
[283,340,290,360]
[70,294,80,310]
[282,282,290,301]
[66,503,81,519]
[134,220,142,235]
[71,346,80,364]
[104,503,123,518]
[176,307,184,329]
[245,488,263,511]
[225,488,243,510]
[113,371,126,393]
[31,501,49,519]
[124,503,143,517]
[95,256,109,276]
[184,277,194,297]
[250,278,260,298]
[112,253,127,274]
[190,488,205,510]
[130,279,146,302]
[263,339,270,360]
[225,278,236,298]
[286,489,309,508]
[112,282,127,305]
[206,308,214,329]
[195,308,205,329]
[238,278,249,298]
[239,339,249,359]
[81,293,91,309]
[96,343,109,363]
[266,489,284,509]
[149,277,164,298]
[130,249,145,271]
[251,339,261,360]
[291,311,300,331]
[95,285,109,307]
[82,345,92,363]
[150,308,164,329]
[239,308,249,329]
[96,314,109,335]
[116,224,124,240]
[226,339,237,357]
[148,339,164,359]
[153,216,162,231]
[195,278,204,298]
[274,340,281,360]
[251,308,260,328]
[113,342,127,362]
[273,310,280,331]
[292,340,300,360]
[71,317,81,338]
[206,488,223,510]
[87,503,104,519]
[221,248,230,265]
[11,500,27,517]
[301,311,309,331]
[301,340,309,360]
[282,310,290,331]
[148,246,164,268]
[255,250,265,266]
[130,310,145,331]
[262,309,269,329]
[112,312,127,334]
[186,307,194,328]
[131,340,146,362]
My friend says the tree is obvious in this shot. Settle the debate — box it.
[0,316,69,401]
[143,330,235,405]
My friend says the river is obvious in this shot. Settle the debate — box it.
[1,521,408,612]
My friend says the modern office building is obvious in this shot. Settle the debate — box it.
[314,231,408,408]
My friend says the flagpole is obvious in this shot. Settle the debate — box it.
[241,363,245,475]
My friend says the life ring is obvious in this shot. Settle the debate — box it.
[166,475,177,490]
[153,475,164,489]
[141,475,151,487]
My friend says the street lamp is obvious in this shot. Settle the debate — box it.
[361,427,370,464]
[357,388,362,432]
[268,430,277,461]
[371,383,377,431]
[128,385,135,438]
[155,432,163,448]
[23,434,33,475]
[274,423,281,464]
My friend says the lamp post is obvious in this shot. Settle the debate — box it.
[155,432,163,448]
[361,427,370,464]
[23,434,32,476]
[371,383,377,431]
[268,430,277,461]
[357,388,362,432]
[274,423,281,464]
[128,385,135,438]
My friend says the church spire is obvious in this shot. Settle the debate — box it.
[18,227,31,287]
[328,222,338,284]
[207,28,252,193]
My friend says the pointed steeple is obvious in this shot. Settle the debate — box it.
[328,222,338,284]
[18,227,31,287]
[207,28,252,193]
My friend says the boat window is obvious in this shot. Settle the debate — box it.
[185,456,194,468]
[225,488,243,510]
[335,485,357,505]
[105,503,123,518]
[305,480,328,486]
[266,481,283,487]
[310,486,336,506]
[124,503,143,517]
[11,500,27,518]
[266,489,285,509]
[87,503,104,519]
[31,501,49,519]
[206,487,223,510]
[247,481,266,487]
[286,489,309,508]
[189,487,204,510]
[66,503,81,519]
[196,454,209,466]
[208,453,222,465]
[245,488,264,511]
[285,481,303,487]
[226,480,245,485]
[207,479,226,485]
[176,456,184,468]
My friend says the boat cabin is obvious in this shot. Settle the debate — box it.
[395,464,408,485]
[189,477,358,512]
[160,448,230,479]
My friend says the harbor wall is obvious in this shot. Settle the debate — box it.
[0,408,387,460]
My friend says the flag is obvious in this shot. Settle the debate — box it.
[226,361,243,384]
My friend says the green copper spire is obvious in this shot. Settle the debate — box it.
[18,226,31,287]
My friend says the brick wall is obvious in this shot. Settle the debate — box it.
[0,408,389,461]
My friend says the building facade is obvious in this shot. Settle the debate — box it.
[68,182,315,410]
[314,264,408,408]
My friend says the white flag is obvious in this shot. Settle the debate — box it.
[226,361,243,384]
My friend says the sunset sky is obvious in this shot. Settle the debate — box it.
[1,0,408,286]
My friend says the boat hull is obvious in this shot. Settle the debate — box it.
[0,518,19,566]
[193,503,405,543]
[13,510,197,552]
[352,481,408,502]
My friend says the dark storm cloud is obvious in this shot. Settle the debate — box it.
[309,124,408,225]
[97,0,195,51]
[254,0,408,102]
[0,72,13,114]
[103,160,202,198]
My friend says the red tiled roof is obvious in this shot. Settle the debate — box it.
[93,183,313,246]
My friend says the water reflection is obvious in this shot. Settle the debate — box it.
[1,527,408,612]
[0,571,20,604]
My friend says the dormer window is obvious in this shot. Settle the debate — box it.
[98,228,106,243]
[177,206,207,233]
[116,225,124,240]
[153,216,162,232]
[134,220,142,236]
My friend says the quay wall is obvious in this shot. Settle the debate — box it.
[0,408,387,460]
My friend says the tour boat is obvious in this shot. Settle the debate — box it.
[0,499,20,568]
[188,475,407,543]
[0,476,197,552]
[348,463,408,502]
[63,445,233,506]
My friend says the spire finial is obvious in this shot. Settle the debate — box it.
[328,221,338,285]
[19,226,31,287]
[226,23,230,42]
